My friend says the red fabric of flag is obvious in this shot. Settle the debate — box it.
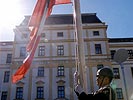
[29,0,46,27]
[12,0,72,83]
[26,0,46,52]
[46,0,71,18]
[26,28,38,52]
[27,0,72,52]
[12,35,41,83]
[55,0,71,4]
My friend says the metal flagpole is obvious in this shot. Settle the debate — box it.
[73,0,88,92]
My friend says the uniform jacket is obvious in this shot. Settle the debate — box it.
[75,85,116,100]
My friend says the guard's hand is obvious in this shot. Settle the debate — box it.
[75,84,84,94]
[74,71,79,86]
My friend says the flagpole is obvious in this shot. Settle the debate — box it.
[73,0,88,92]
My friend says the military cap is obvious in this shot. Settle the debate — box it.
[97,67,114,78]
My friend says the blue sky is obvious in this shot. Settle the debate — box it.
[0,0,133,41]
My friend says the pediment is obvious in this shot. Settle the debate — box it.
[16,81,24,86]
[36,80,45,85]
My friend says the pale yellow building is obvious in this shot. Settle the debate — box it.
[0,13,133,100]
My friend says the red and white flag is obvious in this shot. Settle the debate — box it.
[12,0,71,83]
[27,0,72,52]
[12,34,40,83]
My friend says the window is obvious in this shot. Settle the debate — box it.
[38,46,45,56]
[93,31,99,36]
[1,91,7,100]
[57,32,63,37]
[16,87,23,99]
[97,64,104,70]
[110,50,116,59]
[4,71,10,83]
[20,47,26,57]
[127,49,133,59]
[113,68,120,79]
[116,88,123,99]
[95,44,102,54]
[57,45,64,56]
[58,86,65,98]
[131,67,133,78]
[6,54,12,63]
[38,67,44,77]
[57,66,64,76]
[37,87,44,99]
[22,33,28,38]
[41,33,45,38]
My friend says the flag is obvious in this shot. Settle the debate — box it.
[12,34,40,83]
[46,0,72,18]
[28,0,71,27]
[26,0,46,52]
[27,0,72,52]
[12,0,72,83]
[55,0,71,4]
[26,28,38,52]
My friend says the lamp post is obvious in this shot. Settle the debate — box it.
[113,49,129,100]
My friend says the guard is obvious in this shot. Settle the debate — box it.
[74,67,116,100]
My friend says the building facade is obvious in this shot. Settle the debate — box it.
[0,13,133,100]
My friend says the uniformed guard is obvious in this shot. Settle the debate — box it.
[74,67,116,100]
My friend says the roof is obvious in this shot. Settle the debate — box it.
[20,13,102,26]
[108,38,133,43]
[45,13,102,25]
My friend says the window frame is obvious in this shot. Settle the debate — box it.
[6,54,12,63]
[95,44,102,54]
[127,49,133,59]
[1,91,7,100]
[110,50,116,59]
[116,88,123,99]
[41,33,46,38]
[20,47,26,57]
[58,86,65,98]
[36,86,44,99]
[57,45,64,56]
[38,67,44,77]
[3,71,10,83]
[16,87,23,99]
[57,66,64,76]
[113,68,120,79]
[93,31,100,36]
[57,32,63,37]
[21,33,28,39]
[38,46,45,56]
